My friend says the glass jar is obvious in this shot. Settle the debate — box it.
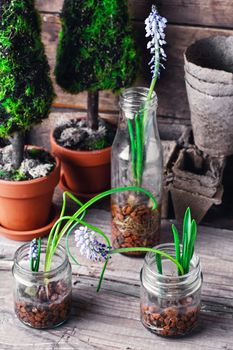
[12,243,72,329]
[111,87,163,253]
[140,243,202,337]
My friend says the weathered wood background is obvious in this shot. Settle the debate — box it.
[31,0,233,148]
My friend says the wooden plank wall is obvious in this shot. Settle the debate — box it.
[32,0,233,146]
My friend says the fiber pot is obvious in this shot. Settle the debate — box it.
[0,150,60,233]
[184,36,233,156]
[50,131,111,196]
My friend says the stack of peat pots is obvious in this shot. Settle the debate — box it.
[184,36,233,156]
[170,36,233,222]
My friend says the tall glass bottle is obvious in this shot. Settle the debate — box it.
[111,87,163,253]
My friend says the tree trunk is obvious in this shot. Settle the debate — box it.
[9,132,25,169]
[87,91,99,130]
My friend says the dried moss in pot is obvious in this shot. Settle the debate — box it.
[0,146,56,181]
[53,119,117,151]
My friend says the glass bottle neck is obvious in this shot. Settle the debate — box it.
[119,87,158,122]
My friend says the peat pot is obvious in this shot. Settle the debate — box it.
[13,243,72,329]
[140,243,202,337]
[170,147,225,223]
[184,36,233,156]
[50,129,111,198]
[0,150,60,234]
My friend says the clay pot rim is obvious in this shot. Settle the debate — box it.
[50,131,112,156]
[0,146,60,186]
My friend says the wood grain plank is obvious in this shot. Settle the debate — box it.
[157,0,233,29]
[40,13,233,120]
[36,0,233,28]
[1,213,233,349]
[1,270,233,350]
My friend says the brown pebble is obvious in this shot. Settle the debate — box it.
[152,313,161,320]
[141,302,200,337]
[15,280,71,329]
[51,294,58,302]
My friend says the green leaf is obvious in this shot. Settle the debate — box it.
[186,219,197,272]
[172,224,180,274]
[156,253,162,274]
[182,207,191,272]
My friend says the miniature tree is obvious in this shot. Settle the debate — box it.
[0,0,54,169]
[55,0,137,130]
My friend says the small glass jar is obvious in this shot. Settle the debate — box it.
[111,87,163,254]
[12,243,72,329]
[140,243,202,337]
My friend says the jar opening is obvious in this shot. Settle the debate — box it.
[119,87,158,111]
[143,243,201,284]
[141,244,202,297]
[13,243,69,279]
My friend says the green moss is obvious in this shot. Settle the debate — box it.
[0,0,55,138]
[55,0,137,93]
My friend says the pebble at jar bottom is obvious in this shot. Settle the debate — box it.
[111,202,161,254]
[15,280,72,329]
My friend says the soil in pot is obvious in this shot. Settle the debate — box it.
[53,118,116,151]
[15,280,72,329]
[0,146,56,181]
[51,118,116,195]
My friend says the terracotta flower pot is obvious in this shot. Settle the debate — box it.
[50,131,111,196]
[0,151,60,232]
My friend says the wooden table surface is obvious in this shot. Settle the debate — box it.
[0,194,233,350]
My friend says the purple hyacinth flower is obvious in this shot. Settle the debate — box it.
[145,5,167,78]
[75,226,111,262]
[29,238,38,259]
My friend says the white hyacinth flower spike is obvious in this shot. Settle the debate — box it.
[75,226,112,262]
[145,5,167,79]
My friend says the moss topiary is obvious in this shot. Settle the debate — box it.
[55,0,137,130]
[0,0,54,168]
